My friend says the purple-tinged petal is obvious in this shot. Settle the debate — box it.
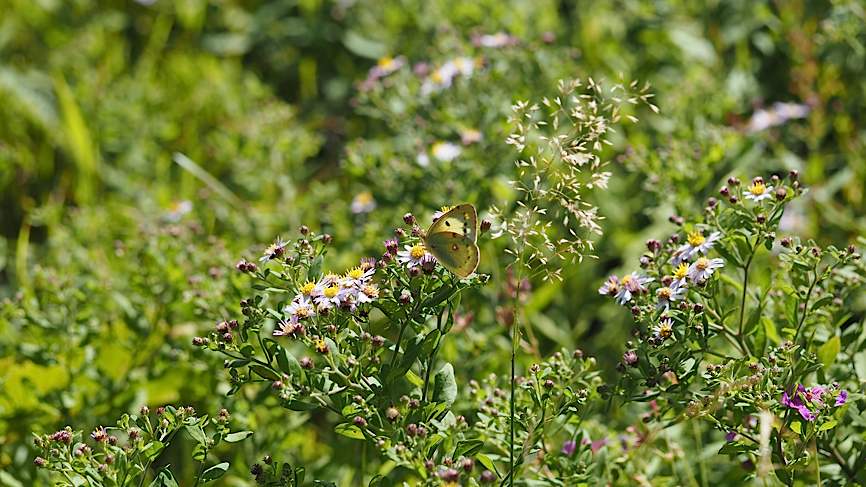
[835,390,848,407]
[561,439,577,456]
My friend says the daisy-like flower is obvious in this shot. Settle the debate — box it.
[614,272,653,305]
[431,141,461,162]
[655,317,674,340]
[369,55,405,79]
[688,257,725,283]
[473,32,518,48]
[672,231,721,264]
[397,244,429,269]
[671,262,689,287]
[297,281,321,299]
[351,191,376,214]
[460,128,482,145]
[165,200,192,222]
[598,275,620,297]
[744,178,774,202]
[315,338,329,354]
[285,297,316,322]
[273,320,305,338]
[260,237,288,262]
[357,283,380,304]
[656,282,687,310]
[343,266,375,289]
[315,283,343,308]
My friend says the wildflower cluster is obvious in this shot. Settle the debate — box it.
[32,406,250,486]
[199,219,487,481]
[604,173,865,483]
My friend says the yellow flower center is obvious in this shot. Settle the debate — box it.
[673,263,689,280]
[658,287,672,299]
[354,191,373,204]
[296,305,311,318]
[300,282,316,295]
[687,232,705,247]
[377,56,394,69]
[750,182,766,196]
[621,275,633,286]
[324,285,340,298]
[410,244,426,259]
[346,267,364,280]
[315,339,328,354]
[362,284,379,297]
[695,257,710,270]
[659,320,673,338]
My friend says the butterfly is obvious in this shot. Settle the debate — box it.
[422,203,480,278]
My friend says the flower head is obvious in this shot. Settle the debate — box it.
[397,244,429,269]
[744,179,774,202]
[561,439,577,456]
[598,275,620,297]
[687,257,725,283]
[260,238,288,262]
[780,384,846,421]
[672,231,720,264]
[656,282,687,310]
[351,191,377,214]
[614,272,653,304]
[655,317,674,340]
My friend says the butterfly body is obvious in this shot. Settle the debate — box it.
[422,204,480,278]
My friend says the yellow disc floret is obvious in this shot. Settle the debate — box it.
[323,285,340,298]
[410,244,426,260]
[673,263,689,281]
[300,281,317,296]
[687,231,705,247]
[749,181,767,196]
[346,267,365,280]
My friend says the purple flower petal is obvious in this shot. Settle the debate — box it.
[725,431,737,442]
[561,439,577,456]
[835,390,848,407]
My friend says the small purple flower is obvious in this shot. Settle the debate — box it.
[561,439,577,456]
[598,275,620,297]
[725,431,737,442]
[835,390,848,407]
[614,272,654,304]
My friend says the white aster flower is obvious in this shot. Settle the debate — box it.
[397,244,429,269]
[656,282,687,310]
[687,257,725,283]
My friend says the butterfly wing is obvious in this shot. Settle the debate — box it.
[425,231,480,278]
[427,204,478,241]
[424,204,480,278]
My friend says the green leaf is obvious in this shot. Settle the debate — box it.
[200,462,230,482]
[476,453,499,476]
[276,346,302,379]
[432,363,457,406]
[817,336,840,368]
[334,423,366,440]
[185,425,208,445]
[142,441,165,461]
[819,420,838,432]
[790,420,802,434]
[224,430,253,443]
[251,364,280,381]
[148,466,178,487]
[286,400,318,411]
[454,439,484,458]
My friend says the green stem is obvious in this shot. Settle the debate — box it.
[736,241,758,355]
[792,266,818,343]
[192,454,207,487]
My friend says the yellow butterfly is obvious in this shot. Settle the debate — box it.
[422,203,480,278]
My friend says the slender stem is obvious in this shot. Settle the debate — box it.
[792,266,818,343]
[191,454,207,487]
[509,263,522,486]
[422,309,446,402]
[737,241,758,355]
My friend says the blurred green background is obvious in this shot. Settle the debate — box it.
[1,0,864,484]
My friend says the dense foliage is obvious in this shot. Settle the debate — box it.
[1,0,865,485]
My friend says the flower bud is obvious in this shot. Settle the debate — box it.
[403,213,416,225]
[480,219,492,233]
[299,225,309,235]
[775,187,787,201]
[300,356,314,369]
[623,350,639,367]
